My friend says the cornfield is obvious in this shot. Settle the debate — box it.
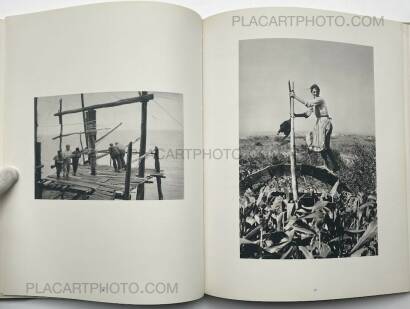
[239,134,377,259]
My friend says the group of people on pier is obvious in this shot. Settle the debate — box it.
[53,144,81,178]
[108,142,126,172]
[52,142,127,178]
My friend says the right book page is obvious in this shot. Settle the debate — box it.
[203,7,410,301]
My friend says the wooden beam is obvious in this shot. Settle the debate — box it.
[95,122,122,143]
[85,110,97,175]
[288,80,298,203]
[54,93,154,116]
[79,134,86,164]
[34,97,43,199]
[136,92,149,200]
[81,93,88,148]
[154,146,163,200]
[58,99,63,152]
[34,97,38,144]
[123,142,132,200]
[51,127,110,140]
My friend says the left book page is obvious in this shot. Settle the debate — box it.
[0,19,15,300]
[0,2,203,305]
[0,18,7,299]
[0,19,4,166]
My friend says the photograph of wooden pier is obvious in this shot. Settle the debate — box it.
[34,91,184,200]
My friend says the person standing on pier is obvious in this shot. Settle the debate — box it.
[115,142,126,170]
[62,144,72,177]
[289,84,339,172]
[53,150,64,179]
[108,143,120,172]
[71,147,81,176]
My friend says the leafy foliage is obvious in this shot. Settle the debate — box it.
[239,134,378,259]
[338,143,376,194]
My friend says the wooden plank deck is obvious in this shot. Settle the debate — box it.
[42,164,163,200]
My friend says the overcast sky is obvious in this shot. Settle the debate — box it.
[239,38,375,137]
[37,91,183,137]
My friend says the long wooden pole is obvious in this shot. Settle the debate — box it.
[154,146,163,200]
[51,127,110,140]
[288,80,298,202]
[80,93,89,149]
[85,110,97,175]
[79,134,86,164]
[123,142,133,200]
[34,97,42,199]
[95,122,122,143]
[58,99,63,152]
[55,93,154,116]
[34,97,38,146]
[136,92,148,200]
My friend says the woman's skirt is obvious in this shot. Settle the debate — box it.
[306,117,333,152]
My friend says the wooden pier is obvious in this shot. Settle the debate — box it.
[40,165,164,200]
[35,91,167,200]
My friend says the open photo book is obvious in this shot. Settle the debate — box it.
[0,1,410,305]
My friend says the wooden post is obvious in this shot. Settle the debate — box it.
[288,80,298,203]
[58,99,63,152]
[34,97,38,147]
[123,142,133,200]
[35,142,42,197]
[81,93,89,149]
[154,146,163,200]
[79,134,86,164]
[80,94,89,166]
[85,109,97,175]
[136,91,148,200]
[34,97,43,199]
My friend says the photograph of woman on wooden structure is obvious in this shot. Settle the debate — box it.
[239,38,377,259]
[290,83,340,173]
[34,91,184,201]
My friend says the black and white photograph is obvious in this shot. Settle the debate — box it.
[239,39,377,259]
[34,91,184,200]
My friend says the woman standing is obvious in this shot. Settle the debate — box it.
[290,84,339,172]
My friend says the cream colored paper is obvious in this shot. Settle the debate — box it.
[0,18,9,300]
[0,19,4,165]
[405,24,410,264]
[204,7,410,301]
[0,2,203,305]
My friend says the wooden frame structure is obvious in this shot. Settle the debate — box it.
[288,80,298,203]
[34,92,166,200]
